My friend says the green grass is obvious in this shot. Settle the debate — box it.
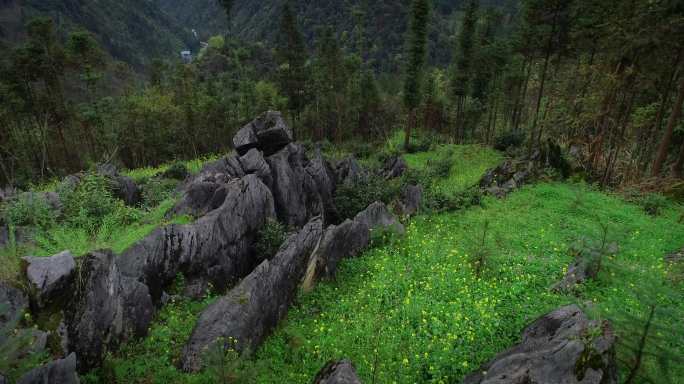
[235,182,684,383]
[404,144,502,197]
[124,153,224,183]
[0,198,191,283]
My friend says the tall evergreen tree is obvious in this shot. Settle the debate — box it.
[276,2,308,140]
[403,0,430,150]
[217,0,234,23]
[451,0,479,142]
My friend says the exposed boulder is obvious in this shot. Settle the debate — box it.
[0,186,17,204]
[239,148,272,188]
[383,155,408,179]
[23,251,76,308]
[171,154,245,217]
[65,251,154,371]
[464,305,617,384]
[267,144,323,227]
[0,282,28,331]
[118,174,276,300]
[306,150,338,224]
[335,157,367,186]
[17,353,80,384]
[181,218,324,372]
[479,160,534,198]
[302,219,370,291]
[396,184,423,217]
[96,163,141,206]
[354,202,405,235]
[233,111,293,156]
[313,360,363,384]
[552,241,617,293]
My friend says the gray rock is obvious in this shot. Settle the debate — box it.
[306,150,338,224]
[354,202,405,235]
[240,148,273,188]
[0,373,6,384]
[313,359,363,384]
[233,111,292,156]
[397,185,423,217]
[65,250,154,371]
[15,328,48,357]
[464,305,617,384]
[171,154,246,217]
[0,282,28,331]
[23,251,76,308]
[302,219,370,291]
[480,160,536,198]
[119,175,276,300]
[96,163,141,206]
[552,241,617,293]
[383,156,408,179]
[17,353,80,384]
[335,157,367,186]
[267,144,323,227]
[181,218,324,372]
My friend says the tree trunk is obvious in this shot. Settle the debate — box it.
[404,109,414,151]
[652,76,684,176]
[673,141,684,178]
[528,8,558,156]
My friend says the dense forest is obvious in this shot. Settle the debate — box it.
[1,1,684,384]
[2,0,683,189]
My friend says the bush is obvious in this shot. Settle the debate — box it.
[638,193,670,216]
[494,132,525,151]
[1,193,56,229]
[334,177,403,220]
[141,178,178,208]
[255,219,287,260]
[424,186,482,213]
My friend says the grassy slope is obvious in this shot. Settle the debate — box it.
[9,143,683,383]
[246,182,683,383]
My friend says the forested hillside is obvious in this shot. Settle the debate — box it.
[0,0,195,69]
[159,0,514,70]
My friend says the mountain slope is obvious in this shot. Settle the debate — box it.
[1,0,197,69]
[159,0,515,70]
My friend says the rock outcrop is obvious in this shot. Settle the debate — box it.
[17,353,80,384]
[96,163,141,206]
[552,241,617,293]
[267,144,324,227]
[396,184,423,217]
[23,251,76,308]
[354,202,405,235]
[383,155,408,179]
[335,157,367,186]
[181,218,324,372]
[307,150,338,224]
[233,111,293,156]
[479,160,534,198]
[313,360,363,384]
[302,219,370,290]
[464,305,617,384]
[119,174,276,300]
[65,251,154,371]
[0,282,28,330]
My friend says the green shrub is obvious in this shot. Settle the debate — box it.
[638,193,670,216]
[334,177,403,221]
[1,194,56,229]
[142,178,178,208]
[255,219,287,260]
[59,173,118,229]
[494,132,524,151]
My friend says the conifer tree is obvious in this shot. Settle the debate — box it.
[403,0,430,151]
[217,0,234,23]
[276,2,308,140]
[451,0,479,143]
